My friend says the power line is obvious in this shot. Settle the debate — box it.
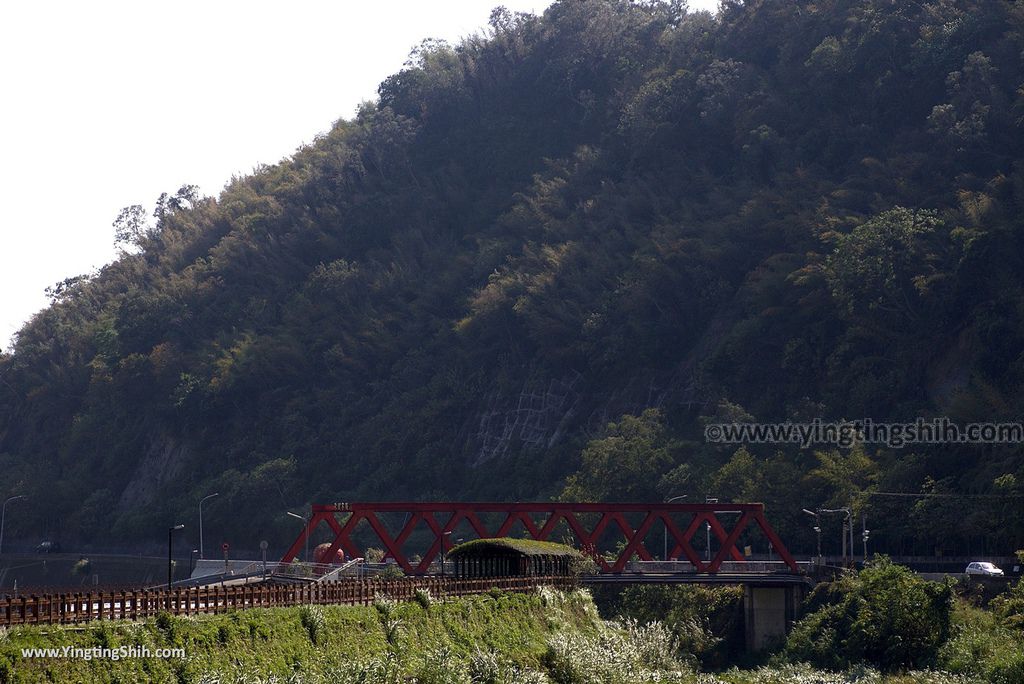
[866,491,1024,500]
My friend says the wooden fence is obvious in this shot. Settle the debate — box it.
[0,575,575,627]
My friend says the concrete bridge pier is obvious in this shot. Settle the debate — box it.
[743,583,806,651]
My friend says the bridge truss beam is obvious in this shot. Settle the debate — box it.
[279,502,798,574]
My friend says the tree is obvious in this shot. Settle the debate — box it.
[824,207,947,327]
[561,409,675,502]
[786,557,953,670]
[112,204,149,251]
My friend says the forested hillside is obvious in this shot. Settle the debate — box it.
[1,0,1023,553]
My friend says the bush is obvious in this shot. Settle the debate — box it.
[468,650,549,684]
[568,554,600,576]
[414,587,433,609]
[298,604,325,645]
[785,557,953,671]
[380,563,405,579]
[938,601,1024,684]
[416,647,475,684]
[544,618,690,684]
[991,558,1024,630]
[614,584,744,667]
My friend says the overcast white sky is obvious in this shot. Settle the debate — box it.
[0,0,718,350]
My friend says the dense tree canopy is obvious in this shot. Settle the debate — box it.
[1,0,1023,554]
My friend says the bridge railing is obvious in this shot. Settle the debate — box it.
[0,575,576,627]
[623,560,812,574]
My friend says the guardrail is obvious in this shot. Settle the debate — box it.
[624,560,811,574]
[0,575,575,627]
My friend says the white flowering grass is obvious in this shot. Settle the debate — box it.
[712,663,986,684]
[545,618,693,684]
[469,649,552,684]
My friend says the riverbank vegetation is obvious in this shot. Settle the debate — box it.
[2,569,1023,683]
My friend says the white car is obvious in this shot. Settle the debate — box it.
[965,561,1004,577]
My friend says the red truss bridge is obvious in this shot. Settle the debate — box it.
[279,502,798,575]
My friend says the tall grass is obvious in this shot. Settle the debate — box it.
[1,587,1017,684]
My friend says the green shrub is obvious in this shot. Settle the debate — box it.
[155,610,175,636]
[414,587,433,610]
[785,557,953,671]
[614,584,744,667]
[412,646,471,684]
[299,604,326,645]
[938,601,1024,684]
[380,564,405,579]
[991,573,1024,631]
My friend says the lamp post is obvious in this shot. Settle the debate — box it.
[287,511,309,564]
[802,509,822,566]
[821,507,852,566]
[704,498,718,562]
[663,495,687,561]
[441,531,453,577]
[168,524,185,589]
[198,493,219,559]
[0,495,27,556]
[189,549,199,577]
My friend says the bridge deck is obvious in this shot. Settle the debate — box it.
[581,572,814,587]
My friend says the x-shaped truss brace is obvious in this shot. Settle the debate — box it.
[279,502,797,574]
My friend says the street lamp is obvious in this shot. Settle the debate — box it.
[441,531,453,577]
[287,511,310,564]
[704,498,718,562]
[0,495,27,556]
[663,495,687,561]
[198,493,219,559]
[168,524,185,589]
[821,507,853,566]
[189,549,199,576]
[802,509,822,566]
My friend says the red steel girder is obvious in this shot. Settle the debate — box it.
[279,502,798,574]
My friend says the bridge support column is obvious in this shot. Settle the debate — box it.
[743,584,804,652]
